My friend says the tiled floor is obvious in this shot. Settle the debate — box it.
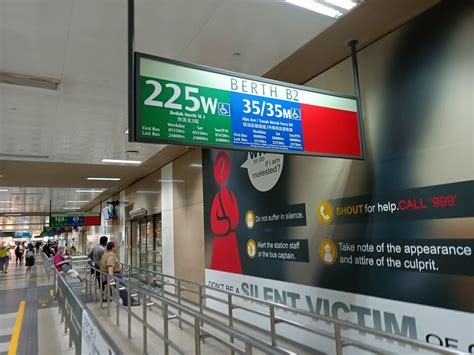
[0,254,57,355]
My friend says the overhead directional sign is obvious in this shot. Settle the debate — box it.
[50,213,100,228]
[133,53,365,159]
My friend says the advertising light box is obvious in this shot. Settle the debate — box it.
[134,53,365,159]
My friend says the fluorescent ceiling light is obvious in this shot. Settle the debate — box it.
[0,201,12,203]
[158,179,184,183]
[325,0,357,10]
[75,189,105,193]
[62,207,81,210]
[0,208,17,211]
[136,190,160,194]
[0,189,8,192]
[66,201,89,203]
[0,71,60,91]
[286,0,342,18]
[87,177,121,181]
[190,164,202,168]
[0,153,49,159]
[101,159,142,165]
[5,213,22,216]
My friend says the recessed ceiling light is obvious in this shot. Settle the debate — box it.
[136,190,160,194]
[75,189,105,193]
[0,175,3,178]
[87,177,121,181]
[62,207,81,210]
[101,159,142,165]
[124,129,129,134]
[286,0,343,18]
[325,0,357,11]
[190,164,202,168]
[158,179,184,183]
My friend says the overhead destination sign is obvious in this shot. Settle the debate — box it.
[134,53,364,159]
[50,213,101,227]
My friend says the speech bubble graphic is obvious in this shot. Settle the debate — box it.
[241,152,284,192]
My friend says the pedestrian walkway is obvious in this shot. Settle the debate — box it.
[0,253,62,355]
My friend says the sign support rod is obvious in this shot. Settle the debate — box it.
[49,199,52,227]
[348,40,367,159]
[128,0,135,142]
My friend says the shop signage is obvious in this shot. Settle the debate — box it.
[133,53,364,159]
[50,213,101,227]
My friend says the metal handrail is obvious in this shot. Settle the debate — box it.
[40,250,52,279]
[116,262,463,355]
[85,263,290,355]
[53,267,123,355]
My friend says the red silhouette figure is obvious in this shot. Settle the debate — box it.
[210,151,242,274]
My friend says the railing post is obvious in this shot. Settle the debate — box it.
[198,285,204,327]
[177,279,182,329]
[116,276,120,326]
[269,305,277,347]
[107,277,111,316]
[163,303,169,355]
[245,343,252,355]
[194,318,201,355]
[334,323,343,355]
[228,293,234,355]
[128,283,132,339]
[161,274,164,296]
[143,293,148,355]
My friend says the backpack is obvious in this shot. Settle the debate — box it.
[15,245,21,254]
[26,249,34,258]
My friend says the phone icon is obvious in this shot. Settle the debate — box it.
[320,206,331,220]
[317,201,333,224]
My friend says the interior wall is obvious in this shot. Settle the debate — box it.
[172,149,205,300]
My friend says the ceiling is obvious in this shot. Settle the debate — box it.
[0,0,439,230]
[0,0,336,166]
[0,0,342,226]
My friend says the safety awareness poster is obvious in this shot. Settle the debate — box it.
[202,149,474,353]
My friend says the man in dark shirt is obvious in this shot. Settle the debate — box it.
[88,236,108,299]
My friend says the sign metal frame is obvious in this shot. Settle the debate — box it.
[132,52,366,160]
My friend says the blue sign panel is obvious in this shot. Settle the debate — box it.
[229,92,304,151]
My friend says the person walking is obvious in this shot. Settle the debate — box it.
[25,244,35,277]
[100,241,139,306]
[15,242,23,266]
[53,246,85,282]
[0,242,8,274]
[88,236,107,298]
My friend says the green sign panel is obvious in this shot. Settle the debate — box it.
[50,213,100,227]
[132,53,364,159]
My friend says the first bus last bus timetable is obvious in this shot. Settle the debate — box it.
[137,60,363,158]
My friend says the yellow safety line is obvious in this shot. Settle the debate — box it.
[8,300,25,355]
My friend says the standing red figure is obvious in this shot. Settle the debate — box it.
[210,151,242,274]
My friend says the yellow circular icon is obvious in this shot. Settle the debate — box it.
[245,210,256,229]
[246,239,257,259]
[319,239,337,265]
[316,201,334,224]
